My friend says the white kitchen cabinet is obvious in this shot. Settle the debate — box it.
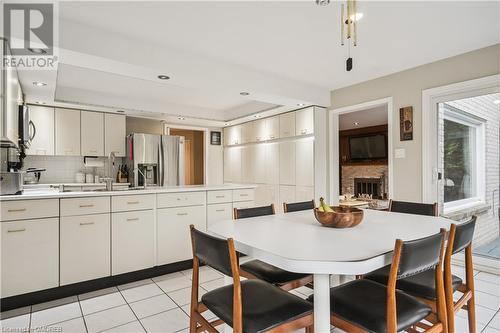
[224,147,241,182]
[296,139,314,187]
[27,106,54,155]
[224,125,241,146]
[267,116,279,140]
[240,146,254,183]
[60,213,110,285]
[112,194,155,212]
[207,203,232,228]
[1,218,59,298]
[157,191,206,208]
[60,196,110,217]
[1,199,59,221]
[279,185,296,212]
[295,107,314,136]
[207,190,232,204]
[279,112,295,139]
[157,205,206,265]
[81,111,104,156]
[105,113,126,157]
[254,119,267,142]
[296,186,314,202]
[112,210,155,275]
[266,143,279,185]
[223,147,232,182]
[255,185,279,207]
[55,108,81,156]
[240,122,254,144]
[279,141,296,185]
[253,144,267,183]
[233,188,255,202]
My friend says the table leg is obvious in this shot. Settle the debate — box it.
[313,274,331,333]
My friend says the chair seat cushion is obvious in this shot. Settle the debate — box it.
[240,260,310,284]
[307,279,431,333]
[365,265,463,300]
[202,279,313,333]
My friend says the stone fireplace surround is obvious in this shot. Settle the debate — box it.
[341,164,388,197]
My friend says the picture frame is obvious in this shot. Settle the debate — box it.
[399,106,413,141]
[210,131,221,145]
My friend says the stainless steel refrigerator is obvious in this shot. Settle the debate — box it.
[126,133,185,187]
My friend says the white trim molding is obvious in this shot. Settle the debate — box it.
[421,74,500,204]
[329,97,394,204]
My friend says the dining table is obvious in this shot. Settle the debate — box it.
[208,208,453,333]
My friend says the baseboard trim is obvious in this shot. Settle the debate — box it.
[0,260,193,312]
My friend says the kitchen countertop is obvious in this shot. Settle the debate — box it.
[0,183,257,201]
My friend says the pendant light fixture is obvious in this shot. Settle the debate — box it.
[340,0,360,71]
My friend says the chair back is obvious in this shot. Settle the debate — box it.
[283,200,315,213]
[234,204,275,219]
[396,231,446,279]
[190,225,233,277]
[389,200,438,216]
[452,216,477,254]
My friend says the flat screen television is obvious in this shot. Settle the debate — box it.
[349,134,387,160]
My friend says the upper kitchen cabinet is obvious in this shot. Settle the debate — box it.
[104,113,126,156]
[279,112,295,138]
[224,125,241,146]
[27,106,54,156]
[254,119,266,142]
[81,111,104,156]
[295,107,314,136]
[267,116,279,140]
[55,108,81,156]
[295,139,314,187]
[240,122,254,144]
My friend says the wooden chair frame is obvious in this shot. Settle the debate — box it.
[320,230,448,333]
[189,225,313,333]
[233,203,276,220]
[388,199,439,216]
[233,204,313,291]
[283,199,316,213]
[444,224,476,333]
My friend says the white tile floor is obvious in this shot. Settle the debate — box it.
[1,265,499,333]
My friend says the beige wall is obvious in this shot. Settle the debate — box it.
[126,116,164,135]
[330,44,500,201]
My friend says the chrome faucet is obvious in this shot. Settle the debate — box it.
[100,152,116,191]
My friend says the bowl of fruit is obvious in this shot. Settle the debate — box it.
[314,198,364,228]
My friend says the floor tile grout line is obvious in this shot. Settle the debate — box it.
[117,288,148,333]
[95,319,138,333]
[481,308,500,331]
[76,299,90,333]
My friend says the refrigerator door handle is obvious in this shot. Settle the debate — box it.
[158,137,164,186]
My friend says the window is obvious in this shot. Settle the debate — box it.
[442,104,485,211]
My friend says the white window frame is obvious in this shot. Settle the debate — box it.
[442,105,486,213]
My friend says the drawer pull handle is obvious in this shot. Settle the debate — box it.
[177,212,188,216]
[79,222,95,226]
[127,201,140,204]
[176,198,181,201]
[79,204,94,208]
[240,194,249,197]
[215,195,225,198]
[126,218,139,221]
[7,208,26,212]
[216,209,225,212]
[8,228,26,233]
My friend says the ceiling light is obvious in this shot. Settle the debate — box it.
[28,48,47,54]
[177,116,185,120]
[493,100,500,105]
[33,81,47,87]
[240,92,250,96]
[157,75,170,80]
[224,123,230,126]
[254,115,261,118]
[353,122,360,126]
[297,103,305,107]
[35,101,46,105]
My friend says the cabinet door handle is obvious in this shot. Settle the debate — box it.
[215,209,225,212]
[176,198,181,201]
[126,217,139,221]
[177,212,188,216]
[240,194,249,197]
[79,222,94,226]
[79,204,94,208]
[8,228,26,233]
[7,208,26,212]
[127,201,140,204]
[215,195,225,198]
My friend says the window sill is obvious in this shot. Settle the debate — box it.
[443,202,491,221]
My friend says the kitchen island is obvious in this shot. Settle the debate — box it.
[0,184,256,311]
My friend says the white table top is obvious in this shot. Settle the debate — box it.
[209,209,452,275]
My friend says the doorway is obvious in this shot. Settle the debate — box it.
[170,128,205,185]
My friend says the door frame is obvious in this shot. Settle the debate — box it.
[421,74,500,204]
[329,97,394,204]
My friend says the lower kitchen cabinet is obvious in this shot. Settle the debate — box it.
[112,210,155,275]
[60,214,111,285]
[207,203,232,228]
[1,218,59,298]
[157,205,206,265]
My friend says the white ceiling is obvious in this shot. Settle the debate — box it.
[339,105,388,130]
[15,1,500,126]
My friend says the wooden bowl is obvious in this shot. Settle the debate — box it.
[313,206,364,228]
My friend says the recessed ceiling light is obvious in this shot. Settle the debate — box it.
[116,110,125,113]
[297,103,305,107]
[240,92,250,96]
[353,122,360,126]
[33,81,47,87]
[224,123,230,126]
[493,100,500,105]
[177,116,185,120]
[254,114,261,118]
[35,101,46,105]
[28,48,47,54]
[157,75,170,80]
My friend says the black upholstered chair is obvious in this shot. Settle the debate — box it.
[283,200,315,213]
[389,199,438,216]
[308,230,448,333]
[189,225,313,333]
[233,204,313,291]
[365,217,477,332]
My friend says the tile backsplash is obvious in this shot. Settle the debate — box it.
[23,155,124,184]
